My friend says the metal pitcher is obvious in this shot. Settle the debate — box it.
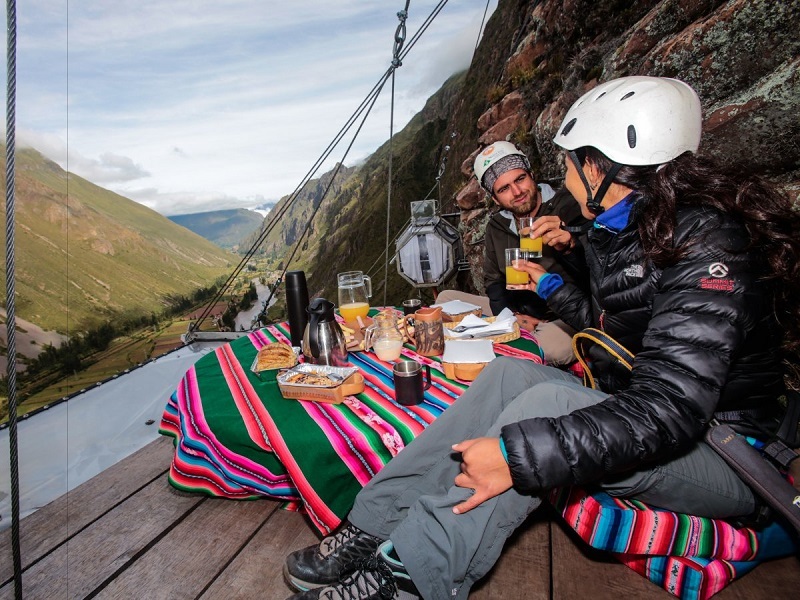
[302,298,349,366]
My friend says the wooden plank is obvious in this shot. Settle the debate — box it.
[95,497,281,599]
[550,517,674,599]
[0,474,202,600]
[200,508,320,599]
[715,554,800,599]
[471,512,551,599]
[0,436,174,583]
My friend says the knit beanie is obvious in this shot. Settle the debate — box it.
[481,154,531,193]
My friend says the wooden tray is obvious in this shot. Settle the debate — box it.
[278,372,365,404]
[443,316,520,344]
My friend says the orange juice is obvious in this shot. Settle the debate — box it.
[520,235,542,256]
[505,266,529,285]
[339,302,370,323]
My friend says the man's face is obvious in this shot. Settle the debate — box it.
[491,168,541,218]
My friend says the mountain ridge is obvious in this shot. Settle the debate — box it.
[169,208,264,249]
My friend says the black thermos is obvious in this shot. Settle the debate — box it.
[285,270,310,347]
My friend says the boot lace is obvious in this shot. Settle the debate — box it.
[318,525,380,569]
[317,556,398,600]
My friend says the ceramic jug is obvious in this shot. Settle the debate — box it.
[408,306,444,357]
[302,298,349,366]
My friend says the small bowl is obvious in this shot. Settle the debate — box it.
[442,361,488,381]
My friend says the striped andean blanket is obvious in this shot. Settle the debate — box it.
[159,320,544,534]
[549,487,797,599]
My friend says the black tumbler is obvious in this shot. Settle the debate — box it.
[285,271,310,347]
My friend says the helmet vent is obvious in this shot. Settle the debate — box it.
[627,125,637,148]
[621,91,635,100]
[561,118,577,136]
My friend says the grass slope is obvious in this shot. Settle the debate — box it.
[0,147,234,333]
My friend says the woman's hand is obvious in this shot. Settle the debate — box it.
[452,437,513,514]
[506,258,548,292]
[531,215,574,252]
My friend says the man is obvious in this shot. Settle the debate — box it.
[439,141,586,365]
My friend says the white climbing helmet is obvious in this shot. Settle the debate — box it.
[473,141,531,193]
[553,76,702,166]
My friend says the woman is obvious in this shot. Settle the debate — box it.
[282,76,800,600]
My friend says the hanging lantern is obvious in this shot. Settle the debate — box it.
[394,200,462,287]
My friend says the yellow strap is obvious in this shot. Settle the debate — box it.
[571,328,634,390]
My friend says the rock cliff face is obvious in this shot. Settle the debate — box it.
[439,0,799,293]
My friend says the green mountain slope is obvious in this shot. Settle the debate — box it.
[1,147,233,333]
[246,71,467,305]
[169,208,264,249]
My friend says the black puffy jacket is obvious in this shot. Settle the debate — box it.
[501,203,786,494]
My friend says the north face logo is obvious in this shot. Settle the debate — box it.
[623,264,644,278]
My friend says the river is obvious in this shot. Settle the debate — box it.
[234,278,279,330]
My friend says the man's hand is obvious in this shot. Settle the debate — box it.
[514,314,543,332]
[531,215,574,252]
[451,437,513,514]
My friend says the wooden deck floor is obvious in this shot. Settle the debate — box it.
[1,436,798,599]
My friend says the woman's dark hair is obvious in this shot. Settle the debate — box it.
[583,147,800,379]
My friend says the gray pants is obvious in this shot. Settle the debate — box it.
[348,358,754,600]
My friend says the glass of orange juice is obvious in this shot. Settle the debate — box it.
[518,217,543,259]
[505,248,529,287]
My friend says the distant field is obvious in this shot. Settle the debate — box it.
[3,317,206,421]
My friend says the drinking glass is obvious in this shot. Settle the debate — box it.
[518,217,543,259]
[505,248,530,286]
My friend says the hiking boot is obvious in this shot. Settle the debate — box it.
[287,541,419,599]
[284,523,382,591]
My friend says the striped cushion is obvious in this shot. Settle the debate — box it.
[549,487,796,599]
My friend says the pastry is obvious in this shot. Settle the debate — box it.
[255,343,297,371]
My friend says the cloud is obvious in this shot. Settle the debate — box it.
[10,1,496,216]
[123,187,267,217]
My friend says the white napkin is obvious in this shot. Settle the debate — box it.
[432,299,482,316]
[441,339,496,363]
[443,308,516,339]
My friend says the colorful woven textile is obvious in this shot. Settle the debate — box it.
[160,317,544,534]
[549,486,797,599]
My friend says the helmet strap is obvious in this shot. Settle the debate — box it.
[568,150,601,214]
[567,151,621,215]
[591,163,622,213]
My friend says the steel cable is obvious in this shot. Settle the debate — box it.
[190,0,452,332]
[4,0,23,596]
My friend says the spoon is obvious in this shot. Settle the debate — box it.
[451,322,489,333]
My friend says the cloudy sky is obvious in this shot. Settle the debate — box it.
[11,0,497,216]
